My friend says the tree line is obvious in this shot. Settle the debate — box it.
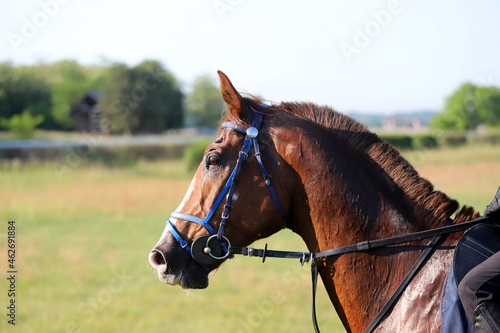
[1,59,499,138]
[0,60,224,137]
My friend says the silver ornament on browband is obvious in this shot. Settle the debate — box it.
[246,127,258,138]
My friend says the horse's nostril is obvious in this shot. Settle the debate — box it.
[149,250,166,270]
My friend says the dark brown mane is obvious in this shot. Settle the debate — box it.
[276,101,478,224]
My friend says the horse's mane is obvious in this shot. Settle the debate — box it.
[273,101,478,224]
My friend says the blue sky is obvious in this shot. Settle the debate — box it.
[1,0,500,113]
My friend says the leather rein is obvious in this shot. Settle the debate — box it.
[165,109,491,333]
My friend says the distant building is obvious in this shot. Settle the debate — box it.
[382,117,422,131]
[71,91,101,133]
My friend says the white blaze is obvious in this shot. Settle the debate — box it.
[153,175,199,248]
[175,176,198,213]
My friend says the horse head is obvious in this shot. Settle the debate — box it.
[148,71,291,289]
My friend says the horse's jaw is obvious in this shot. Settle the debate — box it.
[149,249,209,289]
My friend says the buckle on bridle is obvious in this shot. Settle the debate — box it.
[300,252,313,266]
[246,247,256,257]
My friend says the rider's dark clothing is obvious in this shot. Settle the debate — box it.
[458,187,500,333]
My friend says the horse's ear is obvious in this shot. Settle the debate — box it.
[218,70,246,120]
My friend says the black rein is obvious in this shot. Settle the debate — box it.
[229,215,496,333]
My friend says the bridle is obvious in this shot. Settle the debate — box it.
[166,106,286,274]
[164,106,493,333]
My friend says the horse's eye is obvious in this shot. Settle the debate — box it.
[207,155,221,166]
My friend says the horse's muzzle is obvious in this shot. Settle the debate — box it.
[148,247,209,289]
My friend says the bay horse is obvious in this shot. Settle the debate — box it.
[148,71,479,332]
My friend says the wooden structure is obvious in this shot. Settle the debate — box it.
[71,91,101,133]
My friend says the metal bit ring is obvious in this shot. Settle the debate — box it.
[206,234,232,260]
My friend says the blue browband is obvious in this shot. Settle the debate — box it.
[166,107,287,273]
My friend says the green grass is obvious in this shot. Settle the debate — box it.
[1,144,500,332]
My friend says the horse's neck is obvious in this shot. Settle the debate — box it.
[275,120,444,247]
[273,121,455,332]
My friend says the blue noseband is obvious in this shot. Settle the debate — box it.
[166,107,287,273]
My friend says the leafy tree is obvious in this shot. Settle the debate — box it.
[476,85,500,126]
[99,63,134,133]
[186,74,224,128]
[0,62,53,129]
[100,60,184,134]
[0,110,44,139]
[134,60,184,132]
[432,82,500,131]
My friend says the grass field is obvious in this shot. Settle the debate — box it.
[1,143,500,333]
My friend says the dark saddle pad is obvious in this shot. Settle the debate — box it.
[454,221,500,287]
